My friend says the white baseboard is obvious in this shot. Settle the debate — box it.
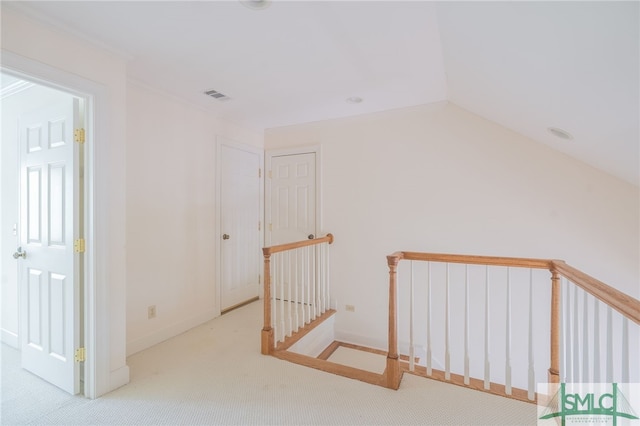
[334,329,444,370]
[334,330,388,353]
[108,365,130,392]
[126,309,218,356]
[1,328,19,349]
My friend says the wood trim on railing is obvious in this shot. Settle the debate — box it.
[551,260,640,325]
[393,251,553,269]
[386,254,402,390]
[263,233,334,256]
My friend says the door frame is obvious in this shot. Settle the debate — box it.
[265,144,322,246]
[2,52,104,399]
[215,137,264,315]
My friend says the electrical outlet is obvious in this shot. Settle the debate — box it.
[345,304,355,312]
[148,305,156,319]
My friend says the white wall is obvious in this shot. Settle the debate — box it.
[265,102,639,358]
[125,81,263,355]
[2,7,129,396]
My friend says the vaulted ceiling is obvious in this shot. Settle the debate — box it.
[4,1,639,185]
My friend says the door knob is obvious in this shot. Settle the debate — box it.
[222,234,230,240]
[308,234,314,239]
[13,247,26,259]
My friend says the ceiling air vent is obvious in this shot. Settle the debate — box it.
[204,89,230,101]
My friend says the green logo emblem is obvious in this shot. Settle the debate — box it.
[539,383,639,425]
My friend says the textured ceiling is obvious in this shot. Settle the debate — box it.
[3,1,639,185]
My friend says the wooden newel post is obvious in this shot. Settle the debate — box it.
[261,251,274,355]
[549,269,561,384]
[386,254,402,389]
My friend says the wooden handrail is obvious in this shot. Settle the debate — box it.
[263,233,334,256]
[390,251,553,269]
[551,260,640,325]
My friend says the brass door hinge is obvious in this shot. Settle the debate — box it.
[74,239,86,253]
[75,347,86,362]
[74,128,85,144]
[258,168,262,178]
[268,170,272,179]
[269,223,273,231]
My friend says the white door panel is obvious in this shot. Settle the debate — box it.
[220,144,261,311]
[269,153,316,245]
[19,99,80,394]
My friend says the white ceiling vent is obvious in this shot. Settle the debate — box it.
[204,89,230,101]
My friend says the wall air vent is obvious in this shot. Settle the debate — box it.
[204,89,230,101]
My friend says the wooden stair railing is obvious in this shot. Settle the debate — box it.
[385,252,640,403]
[261,233,334,355]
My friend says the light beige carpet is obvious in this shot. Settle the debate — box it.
[2,301,536,425]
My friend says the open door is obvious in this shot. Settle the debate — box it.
[219,142,262,312]
[17,97,81,394]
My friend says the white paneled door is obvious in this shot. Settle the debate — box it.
[268,152,316,245]
[220,144,261,312]
[18,99,81,394]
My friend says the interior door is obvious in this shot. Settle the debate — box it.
[220,144,261,312]
[268,152,316,245]
[18,98,80,394]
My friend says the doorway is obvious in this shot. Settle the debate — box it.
[265,146,321,246]
[1,72,85,395]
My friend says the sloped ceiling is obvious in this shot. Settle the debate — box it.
[3,1,638,185]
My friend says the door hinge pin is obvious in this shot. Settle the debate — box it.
[74,128,86,144]
[74,238,86,253]
[258,221,261,231]
[75,347,86,362]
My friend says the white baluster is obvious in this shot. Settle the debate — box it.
[582,291,589,382]
[426,261,432,376]
[559,276,565,383]
[316,243,321,316]
[505,267,512,396]
[484,265,490,390]
[287,250,292,337]
[528,269,535,400]
[279,253,285,342]
[564,278,572,382]
[445,263,451,380]
[300,246,309,327]
[410,261,415,372]
[573,285,580,381]
[464,264,469,385]
[294,249,299,332]
[325,242,330,311]
[593,297,600,383]
[272,254,277,341]
[311,245,316,320]
[606,306,613,382]
[307,245,312,322]
[622,317,629,383]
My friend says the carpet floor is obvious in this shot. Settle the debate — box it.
[1,301,537,425]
